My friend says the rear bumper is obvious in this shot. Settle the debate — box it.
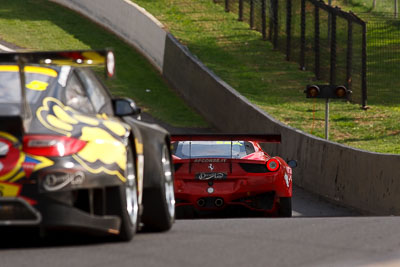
[175,174,291,212]
[0,196,121,235]
[176,191,278,212]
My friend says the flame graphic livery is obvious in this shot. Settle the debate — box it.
[37,97,131,182]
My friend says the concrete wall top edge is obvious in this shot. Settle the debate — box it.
[125,0,165,29]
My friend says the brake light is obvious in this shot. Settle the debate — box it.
[23,135,86,157]
[266,158,280,172]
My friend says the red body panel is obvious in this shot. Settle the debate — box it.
[173,139,293,216]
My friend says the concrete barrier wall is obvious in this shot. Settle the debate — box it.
[51,0,400,215]
[50,0,166,72]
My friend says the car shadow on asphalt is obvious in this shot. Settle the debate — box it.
[0,228,119,249]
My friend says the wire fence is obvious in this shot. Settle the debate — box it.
[342,0,399,17]
[362,13,400,104]
[214,0,367,107]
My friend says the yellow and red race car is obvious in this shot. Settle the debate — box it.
[0,50,175,241]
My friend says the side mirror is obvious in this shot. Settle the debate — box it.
[287,160,297,169]
[113,98,141,118]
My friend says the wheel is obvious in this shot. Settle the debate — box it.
[278,197,292,217]
[106,145,138,241]
[142,143,175,231]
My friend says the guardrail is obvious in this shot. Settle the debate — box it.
[51,0,400,215]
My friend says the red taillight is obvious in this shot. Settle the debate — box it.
[23,135,86,157]
[266,158,280,172]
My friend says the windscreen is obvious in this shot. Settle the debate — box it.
[0,65,58,104]
[173,141,255,159]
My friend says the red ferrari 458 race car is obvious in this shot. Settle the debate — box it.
[171,134,296,218]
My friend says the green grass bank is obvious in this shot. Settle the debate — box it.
[0,0,208,128]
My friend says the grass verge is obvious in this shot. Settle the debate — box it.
[0,0,208,128]
[133,0,400,154]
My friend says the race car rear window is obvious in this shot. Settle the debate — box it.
[0,65,57,104]
[173,141,255,159]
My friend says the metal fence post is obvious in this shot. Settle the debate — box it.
[225,0,229,12]
[273,0,279,48]
[361,21,367,108]
[269,0,274,40]
[286,0,292,61]
[346,20,353,92]
[262,0,267,40]
[330,13,337,85]
[250,0,254,29]
[315,6,320,80]
[300,0,306,70]
[239,0,243,21]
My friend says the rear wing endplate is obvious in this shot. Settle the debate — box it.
[171,134,281,143]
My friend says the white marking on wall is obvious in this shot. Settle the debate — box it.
[0,43,14,52]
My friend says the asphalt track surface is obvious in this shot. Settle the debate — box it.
[2,185,400,267]
[2,43,400,267]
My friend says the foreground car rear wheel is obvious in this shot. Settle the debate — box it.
[278,197,292,217]
[107,145,138,241]
[142,143,175,231]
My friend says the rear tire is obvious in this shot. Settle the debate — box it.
[142,143,175,231]
[106,145,138,241]
[278,197,292,217]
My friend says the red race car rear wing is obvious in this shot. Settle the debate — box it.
[171,134,281,143]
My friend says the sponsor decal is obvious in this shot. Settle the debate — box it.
[193,159,227,163]
[196,172,227,180]
[43,171,85,191]
[216,141,243,146]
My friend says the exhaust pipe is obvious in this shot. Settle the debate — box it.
[215,198,224,207]
[197,198,206,207]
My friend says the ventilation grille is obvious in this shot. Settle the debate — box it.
[239,163,268,173]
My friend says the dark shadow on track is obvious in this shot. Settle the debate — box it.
[0,228,118,249]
